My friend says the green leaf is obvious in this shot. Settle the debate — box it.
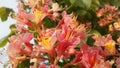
[70,0,76,4]
[76,9,87,15]
[0,7,13,22]
[58,58,67,67]
[68,65,80,68]
[0,24,16,48]
[8,24,16,37]
[69,0,85,8]
[34,32,39,38]
[0,36,8,47]
[90,0,100,10]
[111,0,120,7]
[92,0,100,6]
[111,30,120,41]
[75,0,85,8]
[90,29,101,36]
[43,17,57,28]
[86,35,95,46]
[28,27,35,32]
[17,59,30,68]
[0,7,7,21]
[75,43,81,51]
[10,24,16,32]
[82,0,92,9]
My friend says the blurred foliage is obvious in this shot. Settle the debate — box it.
[17,59,30,68]
[43,16,57,28]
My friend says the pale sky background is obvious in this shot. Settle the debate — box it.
[0,0,17,67]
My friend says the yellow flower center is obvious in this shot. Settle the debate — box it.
[41,38,51,50]
[33,9,42,23]
[105,41,115,53]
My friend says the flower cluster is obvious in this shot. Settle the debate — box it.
[96,5,120,31]
[1,0,120,68]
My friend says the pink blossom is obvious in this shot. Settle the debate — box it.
[93,61,111,68]
[19,33,33,43]
[116,58,120,68]
[93,34,116,55]
[57,11,72,28]
[62,11,71,25]
[56,40,72,56]
[48,65,58,68]
[93,34,113,47]
[7,33,33,59]
[73,44,104,68]
[16,4,34,27]
[39,64,46,68]
[42,0,52,5]
[41,5,50,13]
[16,21,27,32]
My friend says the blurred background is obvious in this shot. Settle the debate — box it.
[0,0,17,67]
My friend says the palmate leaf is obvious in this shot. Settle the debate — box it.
[0,7,13,22]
